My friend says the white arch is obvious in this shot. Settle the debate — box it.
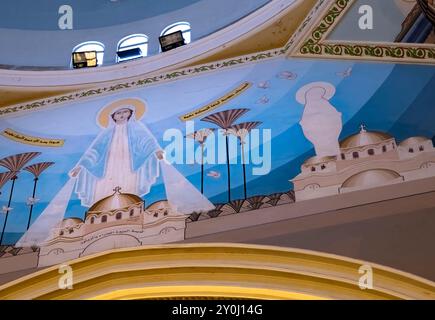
[161,21,192,44]
[117,34,149,62]
[72,41,105,67]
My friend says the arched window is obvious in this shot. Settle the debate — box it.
[117,34,148,62]
[101,215,107,223]
[409,148,414,153]
[116,212,122,220]
[311,167,316,172]
[368,149,375,156]
[382,145,387,153]
[353,152,359,159]
[419,145,424,152]
[320,164,326,170]
[161,22,191,45]
[72,41,105,66]
[130,209,134,217]
[341,153,346,160]
[90,217,95,224]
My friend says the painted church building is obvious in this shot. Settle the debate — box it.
[292,126,435,201]
[38,188,186,267]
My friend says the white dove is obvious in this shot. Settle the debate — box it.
[26,197,40,206]
[336,67,352,78]
[257,95,270,104]
[207,171,221,179]
[277,71,297,80]
[2,206,13,214]
[257,81,270,89]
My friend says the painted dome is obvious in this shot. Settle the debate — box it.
[340,126,393,149]
[58,218,83,228]
[87,187,142,215]
[303,155,337,166]
[146,200,171,211]
[399,136,430,147]
[341,169,402,188]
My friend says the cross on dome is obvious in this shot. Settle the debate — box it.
[113,186,122,193]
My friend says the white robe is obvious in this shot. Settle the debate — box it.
[299,90,342,157]
[94,122,138,200]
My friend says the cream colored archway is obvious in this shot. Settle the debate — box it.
[0,243,434,300]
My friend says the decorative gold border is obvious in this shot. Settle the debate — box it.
[0,243,434,300]
[1,128,64,147]
[290,0,435,63]
[0,49,282,118]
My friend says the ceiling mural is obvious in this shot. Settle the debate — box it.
[329,0,422,42]
[0,56,435,267]
[291,0,435,63]
[0,0,272,67]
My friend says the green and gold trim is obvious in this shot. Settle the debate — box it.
[289,0,435,63]
[1,0,434,118]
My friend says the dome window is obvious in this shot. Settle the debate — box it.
[69,229,73,234]
[419,146,424,151]
[368,149,375,156]
[321,164,326,170]
[90,217,95,224]
[311,167,316,172]
[409,148,414,153]
[117,34,148,62]
[382,145,387,153]
[341,153,346,160]
[116,212,122,220]
[130,209,134,217]
[72,41,105,67]
[59,230,64,236]
[101,215,107,223]
[161,22,191,45]
[352,152,359,159]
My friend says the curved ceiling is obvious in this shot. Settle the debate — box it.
[0,0,271,68]
[0,0,203,30]
[0,0,318,109]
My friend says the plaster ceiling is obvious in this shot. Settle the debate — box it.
[0,0,315,108]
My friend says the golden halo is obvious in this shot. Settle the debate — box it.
[97,98,147,128]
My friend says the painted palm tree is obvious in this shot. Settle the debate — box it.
[185,128,214,194]
[201,108,249,202]
[228,121,262,199]
[0,172,16,196]
[0,152,41,245]
[23,162,54,230]
[0,171,16,219]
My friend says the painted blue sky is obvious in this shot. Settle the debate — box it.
[1,56,435,243]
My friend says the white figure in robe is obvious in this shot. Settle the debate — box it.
[296,82,342,157]
[69,99,164,207]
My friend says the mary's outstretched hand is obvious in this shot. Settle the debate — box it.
[156,150,165,161]
[69,166,81,178]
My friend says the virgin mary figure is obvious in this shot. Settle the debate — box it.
[70,98,164,207]
[296,82,342,157]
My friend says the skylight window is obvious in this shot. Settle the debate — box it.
[161,22,191,45]
[117,34,148,62]
[72,41,105,66]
